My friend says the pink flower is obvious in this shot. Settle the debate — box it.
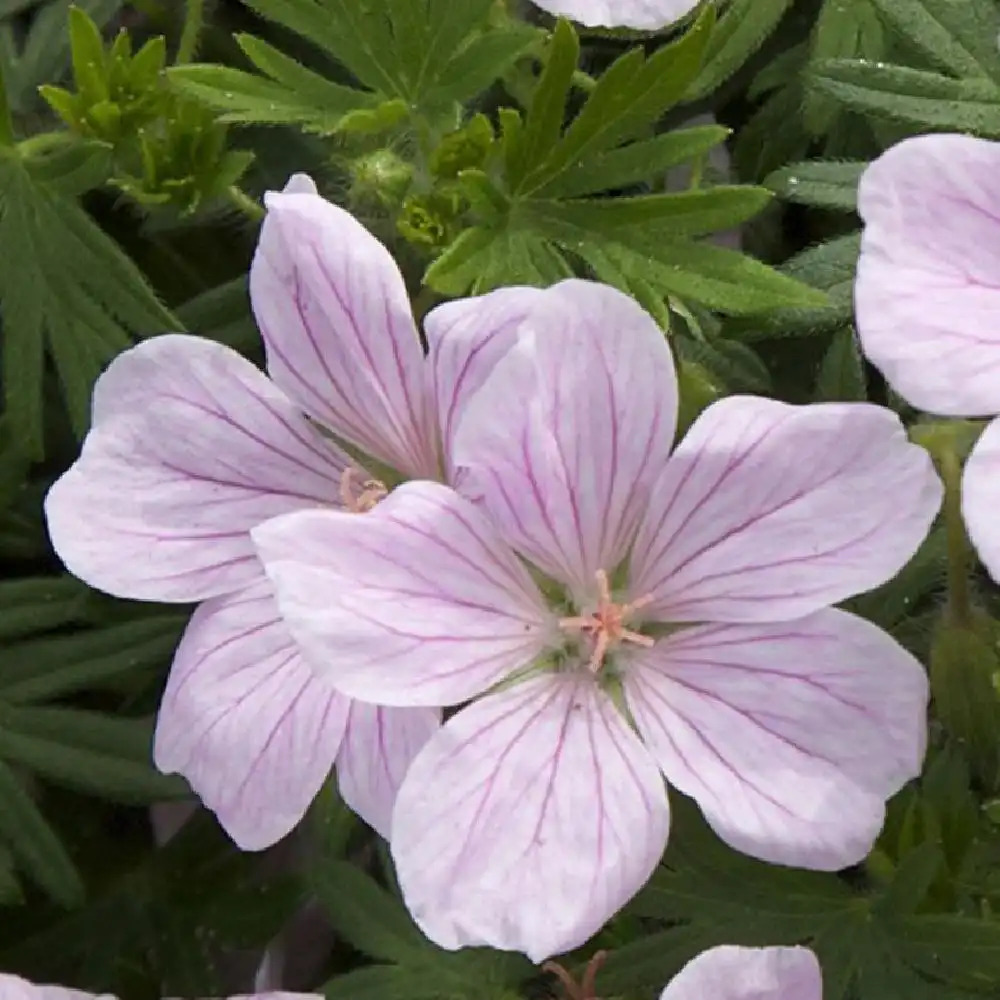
[255,280,939,960]
[44,174,529,849]
[529,0,699,30]
[662,946,822,1000]
[0,974,318,1000]
[854,134,1000,581]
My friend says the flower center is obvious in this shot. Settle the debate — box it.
[558,569,654,672]
[339,467,389,513]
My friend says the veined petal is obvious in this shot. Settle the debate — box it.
[251,175,437,478]
[225,995,321,1000]
[452,279,677,600]
[0,975,322,1000]
[254,481,554,707]
[963,417,1000,584]
[391,674,670,962]
[426,287,542,481]
[336,703,441,839]
[624,609,928,870]
[154,576,350,851]
[44,335,346,603]
[530,0,699,29]
[630,396,941,622]
[856,134,1000,416]
[661,946,822,1000]
[0,976,114,1000]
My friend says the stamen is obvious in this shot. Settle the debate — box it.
[559,569,654,672]
[339,467,389,513]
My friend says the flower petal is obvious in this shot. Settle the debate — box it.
[629,396,941,622]
[336,703,441,839]
[661,946,822,1000]
[530,0,699,30]
[254,481,553,707]
[963,416,1000,583]
[251,176,436,477]
[44,335,346,603]
[855,134,1000,416]
[426,287,543,481]
[452,279,677,599]
[391,674,670,962]
[154,576,350,850]
[0,976,113,1000]
[624,608,928,870]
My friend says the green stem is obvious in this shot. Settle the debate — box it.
[227,185,264,222]
[940,446,972,628]
[175,0,205,65]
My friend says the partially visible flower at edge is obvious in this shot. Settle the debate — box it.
[0,973,318,1000]
[255,279,940,961]
[661,946,822,1000]
[528,0,700,31]
[43,173,533,849]
[854,132,1000,583]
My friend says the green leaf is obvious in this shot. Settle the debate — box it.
[686,0,795,99]
[0,707,187,803]
[678,335,772,393]
[313,862,434,961]
[169,63,374,133]
[175,276,257,352]
[0,615,185,704]
[235,32,375,114]
[848,526,946,630]
[930,614,1000,789]
[23,135,113,196]
[529,186,772,237]
[432,22,539,103]
[811,59,1000,135]
[0,157,176,456]
[765,159,864,211]
[525,8,714,195]
[241,0,399,96]
[2,0,123,113]
[551,123,729,198]
[814,326,867,400]
[509,18,579,191]
[873,843,944,917]
[596,239,830,315]
[865,0,1000,82]
[804,0,887,134]
[237,0,507,109]
[0,576,90,642]
[68,5,109,106]
[898,916,1000,985]
[607,798,994,1000]
[733,232,860,339]
[0,758,83,906]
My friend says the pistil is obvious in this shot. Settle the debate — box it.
[559,569,654,672]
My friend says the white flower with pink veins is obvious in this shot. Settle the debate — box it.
[530,0,700,30]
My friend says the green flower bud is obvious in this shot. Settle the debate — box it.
[350,149,413,209]
[430,114,494,180]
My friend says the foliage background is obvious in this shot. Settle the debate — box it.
[1,0,1000,998]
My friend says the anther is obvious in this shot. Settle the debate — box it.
[339,467,389,513]
[559,570,654,672]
